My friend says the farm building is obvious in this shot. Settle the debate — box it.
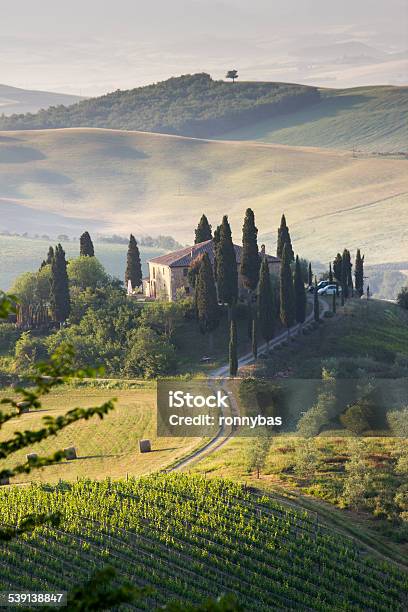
[144,239,280,301]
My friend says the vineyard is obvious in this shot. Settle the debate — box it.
[0,474,407,610]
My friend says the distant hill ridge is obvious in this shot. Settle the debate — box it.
[0,73,406,152]
[0,74,319,137]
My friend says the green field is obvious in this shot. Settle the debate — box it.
[0,474,406,610]
[1,128,407,271]
[0,386,200,483]
[0,235,164,290]
[219,86,408,153]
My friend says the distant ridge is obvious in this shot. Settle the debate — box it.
[0,84,83,116]
[0,74,406,152]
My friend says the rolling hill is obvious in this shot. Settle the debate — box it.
[0,74,406,152]
[0,84,83,116]
[1,475,406,610]
[0,128,407,269]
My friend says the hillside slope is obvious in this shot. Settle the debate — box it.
[0,74,406,152]
[0,128,407,266]
[0,84,83,116]
[219,85,408,153]
[0,475,406,610]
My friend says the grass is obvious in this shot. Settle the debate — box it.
[219,85,408,153]
[0,386,201,483]
[0,235,165,290]
[0,128,407,272]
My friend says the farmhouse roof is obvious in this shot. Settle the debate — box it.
[148,239,280,268]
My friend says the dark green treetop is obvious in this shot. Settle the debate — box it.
[125,234,142,289]
[79,231,95,257]
[194,214,212,244]
[240,208,261,292]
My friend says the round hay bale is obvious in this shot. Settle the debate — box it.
[16,401,30,414]
[64,446,77,460]
[139,439,152,453]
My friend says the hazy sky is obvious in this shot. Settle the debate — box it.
[2,0,407,95]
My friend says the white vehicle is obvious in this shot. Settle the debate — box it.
[317,284,341,296]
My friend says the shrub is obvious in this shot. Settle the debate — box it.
[14,331,48,372]
[124,327,176,378]
[0,323,20,352]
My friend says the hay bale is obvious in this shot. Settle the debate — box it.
[26,453,38,464]
[16,401,30,414]
[64,446,77,460]
[139,439,151,453]
[0,477,9,486]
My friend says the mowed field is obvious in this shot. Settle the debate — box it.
[0,386,200,483]
[218,85,408,153]
[0,128,407,268]
[0,235,164,290]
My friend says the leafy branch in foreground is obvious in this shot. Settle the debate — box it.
[0,291,17,319]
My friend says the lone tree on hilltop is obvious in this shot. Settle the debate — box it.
[216,215,238,308]
[277,214,294,262]
[80,231,94,257]
[194,214,212,244]
[294,255,306,326]
[125,234,142,291]
[226,69,238,83]
[50,244,70,324]
[258,257,275,351]
[196,253,220,341]
[354,249,365,297]
[280,242,295,332]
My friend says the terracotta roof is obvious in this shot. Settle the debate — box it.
[148,239,280,268]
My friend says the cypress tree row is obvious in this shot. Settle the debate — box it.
[313,277,320,322]
[277,214,294,262]
[194,214,212,244]
[355,249,365,297]
[216,216,238,307]
[50,244,70,324]
[125,234,142,290]
[257,257,275,350]
[308,262,313,287]
[79,231,95,257]
[294,255,306,325]
[280,242,295,331]
[229,318,238,376]
[196,253,220,336]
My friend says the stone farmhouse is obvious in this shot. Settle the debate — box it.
[144,239,280,301]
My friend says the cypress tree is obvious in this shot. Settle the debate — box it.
[196,253,220,336]
[308,262,313,287]
[280,242,295,331]
[194,214,212,244]
[40,245,54,269]
[125,234,142,290]
[294,255,306,325]
[257,257,275,350]
[332,290,336,314]
[333,253,343,283]
[313,277,320,322]
[329,263,333,283]
[342,249,353,298]
[212,224,221,283]
[241,208,261,292]
[216,216,238,307]
[355,249,365,297]
[50,244,70,324]
[252,317,258,360]
[80,231,94,257]
[229,318,238,376]
[277,214,294,262]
